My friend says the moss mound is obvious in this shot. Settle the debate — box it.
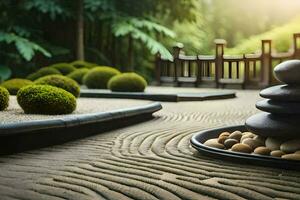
[108,73,147,92]
[83,67,120,89]
[34,75,80,97]
[49,63,76,75]
[27,67,62,81]
[70,60,97,69]
[66,68,89,84]
[1,78,33,95]
[0,86,9,111]
[17,85,76,115]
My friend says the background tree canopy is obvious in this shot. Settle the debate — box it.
[0,0,300,81]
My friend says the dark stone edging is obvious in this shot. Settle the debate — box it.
[80,89,236,102]
[0,102,162,155]
[191,125,300,170]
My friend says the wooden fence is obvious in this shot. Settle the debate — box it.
[155,33,300,89]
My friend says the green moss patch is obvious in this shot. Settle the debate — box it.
[1,78,33,95]
[17,85,76,115]
[27,67,62,81]
[108,72,147,92]
[67,68,89,84]
[83,67,120,89]
[0,86,9,111]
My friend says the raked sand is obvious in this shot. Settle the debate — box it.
[0,87,299,200]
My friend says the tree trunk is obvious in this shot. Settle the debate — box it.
[127,35,134,71]
[76,0,84,60]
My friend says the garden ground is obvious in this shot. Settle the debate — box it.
[0,87,299,200]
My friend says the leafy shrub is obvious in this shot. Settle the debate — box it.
[27,67,62,81]
[0,86,9,111]
[1,78,33,95]
[108,73,147,92]
[17,85,76,115]
[34,75,80,97]
[66,68,89,84]
[83,67,120,89]
[49,63,76,75]
[70,60,97,69]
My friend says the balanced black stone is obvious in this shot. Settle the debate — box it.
[256,99,300,114]
[260,85,300,102]
[245,60,300,138]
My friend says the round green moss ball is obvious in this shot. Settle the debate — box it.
[66,68,89,84]
[17,85,76,115]
[49,63,76,75]
[0,86,9,111]
[34,75,80,98]
[108,73,147,92]
[83,67,121,89]
[1,78,33,95]
[27,67,62,81]
[70,60,97,69]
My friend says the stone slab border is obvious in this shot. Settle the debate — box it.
[191,125,300,170]
[0,102,162,155]
[80,89,236,102]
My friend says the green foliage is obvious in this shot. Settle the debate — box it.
[113,17,175,60]
[27,67,62,81]
[34,75,80,97]
[0,32,51,61]
[0,65,12,82]
[0,86,9,111]
[67,68,90,84]
[49,63,76,75]
[83,67,120,89]
[1,78,33,95]
[108,72,147,92]
[227,17,300,54]
[70,60,97,69]
[17,85,76,115]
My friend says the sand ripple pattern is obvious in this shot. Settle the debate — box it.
[0,90,300,200]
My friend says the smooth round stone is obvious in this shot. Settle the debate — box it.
[217,136,228,144]
[274,60,300,84]
[203,139,225,149]
[265,137,286,151]
[256,99,300,114]
[240,132,255,142]
[280,139,300,153]
[245,112,300,138]
[242,138,263,149]
[254,147,271,155]
[224,139,239,149]
[282,153,300,161]
[270,150,285,157]
[219,132,230,137]
[260,85,300,102]
[228,131,243,141]
[231,143,253,153]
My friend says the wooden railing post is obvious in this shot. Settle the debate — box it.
[155,53,161,85]
[173,43,183,86]
[293,33,300,59]
[261,40,272,87]
[214,39,226,88]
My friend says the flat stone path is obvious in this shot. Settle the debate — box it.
[1,87,300,200]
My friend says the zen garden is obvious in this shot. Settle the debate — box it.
[1,0,300,199]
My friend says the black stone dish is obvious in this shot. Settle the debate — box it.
[190,125,300,170]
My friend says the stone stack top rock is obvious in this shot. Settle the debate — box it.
[274,60,300,84]
[246,60,300,138]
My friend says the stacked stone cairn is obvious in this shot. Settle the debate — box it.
[204,60,300,160]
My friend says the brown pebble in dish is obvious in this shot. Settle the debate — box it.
[228,131,243,141]
[224,138,239,149]
[254,147,271,155]
[242,138,264,149]
[282,153,300,161]
[203,139,225,149]
[270,150,285,157]
[231,143,253,153]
